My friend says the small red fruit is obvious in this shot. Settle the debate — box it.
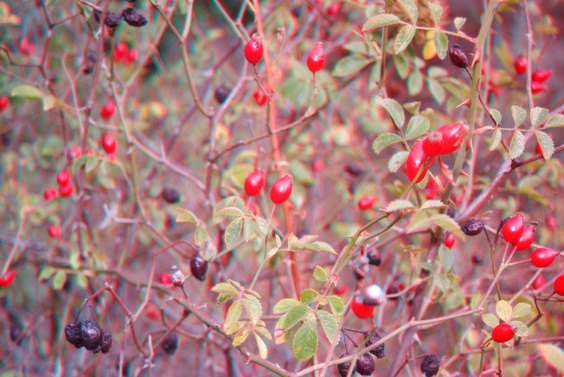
[312,160,323,172]
[19,39,35,56]
[326,2,342,18]
[270,175,293,204]
[307,42,325,73]
[514,55,527,75]
[102,132,117,154]
[406,140,430,183]
[253,89,268,106]
[358,196,377,211]
[44,187,58,200]
[59,183,74,197]
[333,284,347,296]
[0,96,9,111]
[535,134,553,155]
[532,274,545,290]
[125,49,139,64]
[160,272,172,285]
[514,225,535,250]
[114,41,129,62]
[244,170,266,197]
[530,248,559,268]
[501,214,524,244]
[244,33,264,65]
[57,171,71,186]
[100,101,116,120]
[531,81,545,94]
[422,131,444,156]
[492,323,516,343]
[532,70,551,83]
[443,233,456,249]
[554,275,564,296]
[436,122,468,154]
[48,225,61,238]
[67,146,83,161]
[350,295,374,319]
[0,269,16,287]
[546,214,558,229]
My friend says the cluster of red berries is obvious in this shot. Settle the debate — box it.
[114,41,139,65]
[244,171,294,205]
[55,170,74,198]
[514,55,552,94]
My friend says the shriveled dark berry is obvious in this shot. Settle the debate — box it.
[344,163,364,176]
[162,332,178,355]
[449,43,468,68]
[65,322,83,348]
[83,55,96,74]
[356,353,375,376]
[190,256,208,281]
[472,254,483,264]
[366,248,381,266]
[214,85,231,104]
[365,331,385,359]
[460,218,484,236]
[420,354,440,377]
[162,187,181,204]
[80,320,103,352]
[386,284,401,301]
[337,353,356,377]
[94,11,123,29]
[122,8,148,27]
[100,328,112,353]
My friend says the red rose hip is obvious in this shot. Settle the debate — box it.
[48,225,61,238]
[57,171,71,186]
[270,175,293,204]
[244,170,266,197]
[532,70,551,83]
[531,81,545,94]
[491,323,516,343]
[100,101,116,120]
[244,33,264,65]
[514,55,527,75]
[44,187,58,200]
[59,184,74,197]
[350,295,374,319]
[530,248,559,268]
[554,275,564,296]
[514,225,535,250]
[406,140,430,183]
[436,122,468,154]
[443,233,456,249]
[102,132,117,154]
[358,196,377,211]
[0,96,9,111]
[501,214,524,244]
[0,269,16,287]
[422,131,444,156]
[307,42,325,73]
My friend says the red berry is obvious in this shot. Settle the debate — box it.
[44,187,58,200]
[67,146,83,161]
[253,89,268,106]
[307,42,325,73]
[358,196,377,211]
[244,33,264,65]
[59,183,74,197]
[554,275,564,296]
[333,284,347,296]
[514,55,527,75]
[532,274,545,290]
[102,132,117,154]
[270,175,293,204]
[114,41,129,62]
[422,131,444,156]
[491,323,516,343]
[244,170,266,197]
[160,272,172,285]
[350,295,374,319]
[312,160,323,172]
[0,269,16,287]
[443,233,456,249]
[501,214,524,244]
[0,96,9,111]
[19,40,35,56]
[535,134,553,155]
[531,81,545,94]
[532,70,551,83]
[546,215,558,229]
[514,225,535,250]
[100,101,116,120]
[436,122,468,154]
[326,2,342,18]
[125,49,139,64]
[406,140,430,183]
[530,248,559,268]
[48,225,61,238]
[57,171,71,186]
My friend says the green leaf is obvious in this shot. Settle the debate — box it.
[12,85,45,100]
[255,323,272,340]
[545,113,564,128]
[194,225,209,247]
[420,200,446,210]
[535,130,554,159]
[76,274,89,289]
[300,289,320,304]
[482,313,500,328]
[242,295,262,325]
[176,209,198,224]
[489,129,502,151]
[509,131,525,159]
[530,107,549,127]
[495,300,513,323]
[225,301,243,330]
[254,332,268,359]
[433,30,448,60]
[232,328,251,346]
[311,241,337,255]
[388,151,410,173]
[326,295,345,320]
[385,199,416,212]
[333,56,373,77]
[273,299,301,314]
[372,133,403,154]
[511,105,526,127]
[254,216,269,236]
[313,266,328,282]
[52,271,67,290]
[362,14,401,31]
[428,79,446,104]
[394,25,416,54]
[243,217,254,241]
[407,70,423,95]
[405,115,430,139]
[490,109,502,126]
[292,319,318,360]
[512,303,531,318]
[454,17,466,30]
[212,282,239,297]
[276,304,310,331]
[38,267,56,281]
[431,214,465,240]
[429,2,443,25]
[399,0,418,23]
[379,97,405,128]
[393,53,409,79]
[226,321,246,336]
[439,245,454,272]
[317,310,339,344]
[202,239,217,261]
[216,207,245,218]
[509,320,529,337]
[538,344,564,374]
[225,218,243,249]
[434,274,450,292]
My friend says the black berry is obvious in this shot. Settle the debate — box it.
[366,248,381,266]
[162,332,179,355]
[460,218,485,236]
[449,43,468,68]
[365,332,385,359]
[80,320,103,352]
[162,187,181,204]
[337,353,356,377]
[344,163,364,176]
[100,328,112,354]
[355,353,375,376]
[420,354,440,377]
[94,11,123,29]
[190,255,208,281]
[472,254,484,264]
[214,85,231,104]
[65,322,83,348]
[122,8,148,27]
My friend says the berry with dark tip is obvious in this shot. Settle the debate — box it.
[365,332,386,358]
[214,85,231,104]
[449,43,468,68]
[420,354,440,377]
[80,320,103,352]
[190,256,208,281]
[162,187,181,203]
[65,322,83,348]
[501,214,524,244]
[100,329,112,354]
[337,353,356,377]
[366,248,381,266]
[460,218,485,236]
[122,8,148,27]
[244,33,264,65]
[356,353,375,375]
[162,332,179,355]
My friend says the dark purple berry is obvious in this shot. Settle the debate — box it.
[122,8,148,27]
[355,353,375,376]
[100,328,112,353]
[190,255,208,281]
[365,332,385,358]
[94,11,123,29]
[65,322,83,348]
[162,187,181,204]
[162,332,179,355]
[80,320,103,352]
[460,218,485,236]
[420,354,440,377]
[472,254,483,264]
[344,163,364,176]
[366,247,381,266]
[449,43,468,68]
[214,85,231,104]
[337,353,356,377]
